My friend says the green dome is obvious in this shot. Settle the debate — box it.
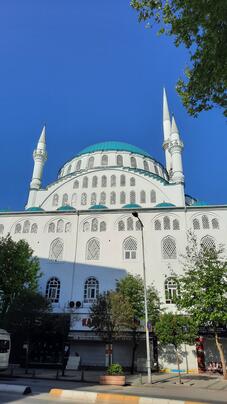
[26,207,45,212]
[57,205,76,211]
[89,204,108,210]
[77,141,151,158]
[191,201,207,206]
[123,203,142,209]
[155,202,176,208]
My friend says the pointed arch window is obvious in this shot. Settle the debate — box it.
[49,238,64,261]
[143,160,149,171]
[136,220,141,231]
[202,215,209,229]
[91,218,98,232]
[46,277,60,303]
[162,236,177,259]
[154,220,161,230]
[193,218,200,230]
[88,156,94,169]
[100,221,106,232]
[81,193,87,205]
[130,177,136,186]
[127,217,134,231]
[62,193,68,206]
[111,175,116,187]
[117,155,123,166]
[120,191,126,204]
[82,176,88,188]
[84,277,99,303]
[150,190,156,203]
[23,220,30,233]
[140,190,146,204]
[163,216,170,230]
[73,180,79,189]
[101,155,108,166]
[48,222,55,233]
[83,222,90,232]
[118,220,125,231]
[76,160,81,171]
[92,176,98,188]
[212,218,219,230]
[31,223,38,233]
[120,175,126,186]
[67,165,71,175]
[154,165,159,175]
[101,175,107,187]
[123,237,137,260]
[86,238,100,260]
[173,219,180,230]
[65,222,71,233]
[201,236,215,250]
[57,219,64,233]
[130,157,137,168]
[71,193,77,206]
[100,192,106,204]
[53,194,59,206]
[91,192,97,205]
[0,224,4,234]
[130,191,136,204]
[110,191,116,205]
[165,277,178,304]
[15,223,22,234]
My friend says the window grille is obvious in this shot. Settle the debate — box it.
[154,165,159,175]
[76,160,81,170]
[81,193,87,205]
[15,223,22,233]
[31,223,38,233]
[120,191,126,204]
[193,218,200,230]
[82,176,88,188]
[123,237,137,260]
[23,220,30,233]
[71,193,77,206]
[86,238,100,260]
[0,224,4,234]
[110,191,116,205]
[101,155,108,166]
[130,177,136,186]
[130,191,136,204]
[62,193,68,206]
[91,192,97,205]
[92,176,98,188]
[127,217,134,231]
[48,222,55,233]
[212,218,219,229]
[136,220,141,231]
[154,220,161,230]
[111,175,116,187]
[173,219,180,230]
[83,222,90,232]
[84,277,99,303]
[118,220,125,231]
[73,180,79,189]
[143,160,149,171]
[140,190,146,204]
[53,194,59,206]
[57,219,64,233]
[165,277,178,304]
[120,175,126,186]
[201,236,215,250]
[65,222,71,232]
[100,192,106,204]
[150,190,156,203]
[101,175,107,187]
[88,156,94,169]
[67,165,71,174]
[91,218,98,232]
[202,215,209,229]
[130,157,137,168]
[163,216,170,230]
[162,236,177,259]
[117,155,123,166]
[49,238,64,261]
[100,221,106,232]
[46,277,60,303]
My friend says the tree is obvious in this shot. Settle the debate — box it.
[116,274,160,373]
[0,235,40,319]
[155,313,197,383]
[131,0,227,117]
[177,233,227,379]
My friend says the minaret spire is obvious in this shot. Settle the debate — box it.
[168,115,184,184]
[162,88,172,173]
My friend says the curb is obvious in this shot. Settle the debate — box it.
[49,389,208,403]
[0,383,32,394]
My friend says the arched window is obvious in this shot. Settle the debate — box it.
[81,193,87,205]
[154,165,159,175]
[86,238,100,260]
[62,193,68,206]
[46,277,60,303]
[100,221,106,232]
[163,216,170,230]
[201,236,215,250]
[154,220,161,230]
[49,238,64,261]
[123,237,137,260]
[120,191,126,204]
[91,218,98,232]
[101,155,108,166]
[130,157,137,168]
[143,160,149,171]
[130,177,135,186]
[212,218,219,229]
[117,155,123,166]
[23,220,30,233]
[130,191,136,204]
[100,192,106,204]
[57,219,64,233]
[65,222,71,233]
[150,190,156,203]
[193,218,200,230]
[127,217,134,231]
[0,224,4,234]
[53,194,59,206]
[91,192,97,205]
[48,222,55,233]
[15,223,22,234]
[140,190,146,203]
[136,220,141,231]
[83,222,90,232]
[82,176,88,188]
[111,175,116,187]
[110,191,116,205]
[73,180,79,189]
[76,160,81,171]
[31,223,38,233]
[120,175,126,186]
[173,219,180,230]
[165,277,178,304]
[67,165,71,174]
[71,193,77,206]
[118,220,125,231]
[92,176,98,188]
[88,156,94,169]
[84,277,99,303]
[101,175,107,187]
[162,236,177,259]
[202,215,209,229]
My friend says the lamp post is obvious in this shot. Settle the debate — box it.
[132,212,152,384]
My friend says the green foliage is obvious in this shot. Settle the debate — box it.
[131,0,227,117]
[0,235,41,319]
[107,363,124,375]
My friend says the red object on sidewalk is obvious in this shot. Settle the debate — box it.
[196,336,206,373]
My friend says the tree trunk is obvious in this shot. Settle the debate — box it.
[131,331,138,374]
[175,347,182,384]
[215,332,227,380]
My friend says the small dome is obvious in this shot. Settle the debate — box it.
[77,141,151,158]
[155,202,176,208]
[26,207,45,212]
[123,203,142,209]
[191,201,207,206]
[89,204,108,210]
[57,205,76,211]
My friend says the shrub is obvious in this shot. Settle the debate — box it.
[107,363,124,375]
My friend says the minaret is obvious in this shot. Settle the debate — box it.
[168,115,184,184]
[162,88,172,173]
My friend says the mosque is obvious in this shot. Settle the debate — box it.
[0,90,226,371]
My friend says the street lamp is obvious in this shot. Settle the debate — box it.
[132,211,152,384]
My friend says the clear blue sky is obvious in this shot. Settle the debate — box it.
[0,0,226,210]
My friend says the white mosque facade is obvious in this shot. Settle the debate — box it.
[0,90,226,371]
